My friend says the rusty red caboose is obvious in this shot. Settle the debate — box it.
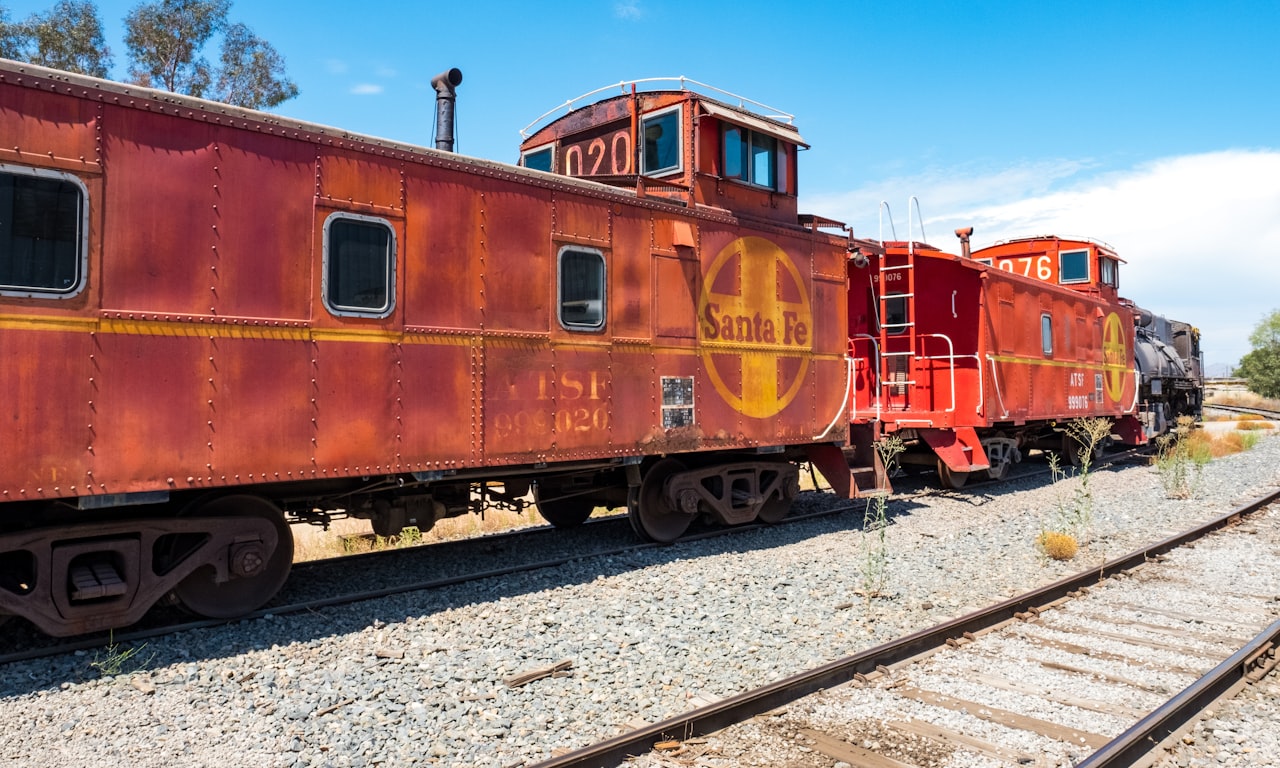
[0,63,870,636]
[845,231,1145,487]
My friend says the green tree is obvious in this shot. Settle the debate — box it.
[124,0,296,109]
[0,7,25,59]
[1236,309,1280,398]
[214,22,296,108]
[22,0,112,77]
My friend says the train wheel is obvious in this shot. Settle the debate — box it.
[756,468,799,524]
[172,495,293,619]
[627,458,694,543]
[532,484,594,528]
[936,459,970,490]
[1063,433,1104,467]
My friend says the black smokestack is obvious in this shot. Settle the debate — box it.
[431,68,463,152]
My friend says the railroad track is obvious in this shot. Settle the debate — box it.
[0,448,1135,664]
[1204,402,1280,422]
[536,488,1280,768]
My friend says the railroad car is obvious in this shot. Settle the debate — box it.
[0,63,874,636]
[844,232,1200,488]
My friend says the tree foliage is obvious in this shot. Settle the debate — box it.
[0,0,297,109]
[124,0,228,97]
[214,22,297,108]
[1237,309,1280,399]
[0,1,112,76]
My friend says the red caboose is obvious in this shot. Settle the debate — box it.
[846,232,1143,487]
[0,63,866,636]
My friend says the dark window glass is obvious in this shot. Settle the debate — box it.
[559,247,605,330]
[642,108,680,174]
[750,132,775,189]
[723,126,744,179]
[0,171,84,294]
[722,124,782,191]
[523,147,553,172]
[884,295,908,336]
[326,216,393,315]
[1059,249,1089,283]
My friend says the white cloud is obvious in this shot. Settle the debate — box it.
[614,0,643,19]
[350,84,384,96]
[805,150,1280,371]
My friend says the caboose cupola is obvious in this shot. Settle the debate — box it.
[518,78,805,224]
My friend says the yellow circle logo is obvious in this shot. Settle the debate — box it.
[1102,311,1127,403]
[698,236,813,418]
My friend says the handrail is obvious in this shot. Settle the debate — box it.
[917,333,957,414]
[520,76,796,138]
[850,334,882,420]
[813,356,855,440]
[986,354,1010,419]
[878,201,896,242]
[907,195,927,255]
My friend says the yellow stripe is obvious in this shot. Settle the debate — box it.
[988,353,1130,372]
[0,312,846,361]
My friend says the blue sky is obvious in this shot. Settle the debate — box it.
[6,0,1279,372]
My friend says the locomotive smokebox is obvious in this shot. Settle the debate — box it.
[431,68,464,152]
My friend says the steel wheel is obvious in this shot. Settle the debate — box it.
[755,467,798,524]
[627,458,694,543]
[936,459,970,490]
[172,495,293,619]
[533,483,595,528]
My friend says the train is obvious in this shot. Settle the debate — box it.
[0,62,1203,636]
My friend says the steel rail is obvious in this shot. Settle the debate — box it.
[1204,403,1280,421]
[530,486,1280,768]
[1077,617,1280,768]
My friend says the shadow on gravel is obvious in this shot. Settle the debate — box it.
[0,452,1093,695]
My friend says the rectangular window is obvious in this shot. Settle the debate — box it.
[558,246,605,330]
[1059,249,1090,284]
[1041,313,1053,356]
[324,213,395,317]
[1100,257,1117,287]
[883,294,908,336]
[0,166,87,297]
[641,105,681,175]
[722,124,783,191]
[522,146,553,173]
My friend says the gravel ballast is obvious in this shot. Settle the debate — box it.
[3,436,1279,767]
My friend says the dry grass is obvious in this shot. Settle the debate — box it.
[1207,390,1280,411]
[1037,531,1079,561]
[291,503,625,563]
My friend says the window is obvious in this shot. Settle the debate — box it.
[641,106,681,175]
[1100,257,1118,287]
[1059,249,1090,284]
[522,146,553,173]
[323,213,395,317]
[1041,314,1053,356]
[558,246,605,330]
[0,165,87,297]
[723,124,785,191]
[883,294,908,336]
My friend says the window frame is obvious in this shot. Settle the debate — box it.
[641,104,683,177]
[1100,257,1118,287]
[521,144,555,173]
[1058,248,1091,285]
[721,123,786,192]
[557,245,606,332]
[321,211,397,319]
[882,293,909,336]
[1041,313,1054,356]
[0,163,89,299]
